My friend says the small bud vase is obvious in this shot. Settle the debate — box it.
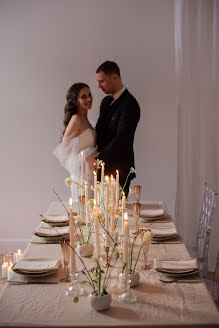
[88,292,112,311]
[76,244,94,257]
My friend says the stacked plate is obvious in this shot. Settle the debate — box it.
[154,258,199,277]
[34,226,69,241]
[150,227,179,242]
[41,215,69,227]
[140,208,170,222]
[12,258,62,278]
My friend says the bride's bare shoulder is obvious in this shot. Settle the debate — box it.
[64,114,82,137]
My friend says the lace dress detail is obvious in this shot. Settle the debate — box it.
[53,128,96,201]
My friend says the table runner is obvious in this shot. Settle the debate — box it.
[0,201,218,327]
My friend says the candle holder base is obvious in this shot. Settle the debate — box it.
[140,264,151,270]
[102,246,112,268]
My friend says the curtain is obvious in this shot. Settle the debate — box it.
[174,0,219,270]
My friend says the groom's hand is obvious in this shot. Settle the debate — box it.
[86,152,100,170]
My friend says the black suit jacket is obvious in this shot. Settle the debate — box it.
[96,89,140,186]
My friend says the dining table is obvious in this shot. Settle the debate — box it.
[0,200,219,328]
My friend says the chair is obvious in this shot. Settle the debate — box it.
[195,182,218,279]
[205,249,219,309]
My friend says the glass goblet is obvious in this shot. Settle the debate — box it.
[118,272,136,304]
[65,271,84,297]
[60,239,70,282]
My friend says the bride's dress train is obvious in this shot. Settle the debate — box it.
[53,128,96,201]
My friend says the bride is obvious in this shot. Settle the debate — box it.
[53,83,97,201]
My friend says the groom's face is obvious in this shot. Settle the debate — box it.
[96,71,115,95]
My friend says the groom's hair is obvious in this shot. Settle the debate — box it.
[96,61,121,78]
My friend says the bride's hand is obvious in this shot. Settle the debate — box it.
[86,152,100,170]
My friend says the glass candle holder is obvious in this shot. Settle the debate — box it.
[134,185,141,203]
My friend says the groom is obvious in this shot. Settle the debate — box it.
[87,61,140,195]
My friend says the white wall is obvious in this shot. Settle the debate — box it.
[0,0,176,246]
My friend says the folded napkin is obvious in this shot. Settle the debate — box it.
[35,226,69,237]
[13,259,62,273]
[9,266,64,284]
[42,215,69,223]
[151,227,178,237]
[154,259,198,272]
[140,208,166,218]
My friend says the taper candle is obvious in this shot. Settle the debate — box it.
[85,181,91,224]
[93,171,97,204]
[122,192,126,235]
[105,176,109,247]
[123,212,129,281]
[110,175,115,232]
[80,151,84,195]
[116,170,119,206]
[69,198,76,272]
[93,200,101,257]
[101,162,105,204]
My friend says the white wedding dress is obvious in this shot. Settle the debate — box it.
[53,128,96,201]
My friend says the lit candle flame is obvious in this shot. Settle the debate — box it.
[116,170,119,175]
[122,191,125,196]
[69,197,72,206]
[124,212,128,221]
[81,151,83,157]
[105,175,109,182]
[93,171,96,176]
[111,174,114,181]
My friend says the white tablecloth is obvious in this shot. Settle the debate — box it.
[0,201,218,327]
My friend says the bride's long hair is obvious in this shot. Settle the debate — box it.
[62,83,89,137]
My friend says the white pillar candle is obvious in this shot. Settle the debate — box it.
[93,171,97,204]
[85,181,91,224]
[1,262,8,279]
[105,176,109,247]
[80,151,84,195]
[123,212,129,281]
[101,162,105,204]
[69,198,76,273]
[7,263,13,280]
[110,175,115,232]
[116,170,119,207]
[14,249,22,263]
[122,192,126,235]
[93,200,101,257]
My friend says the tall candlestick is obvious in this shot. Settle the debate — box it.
[85,182,91,224]
[122,192,126,235]
[116,170,119,206]
[80,151,84,195]
[101,162,105,204]
[105,176,109,247]
[93,200,101,257]
[110,175,115,232]
[93,171,97,204]
[123,212,129,280]
[69,198,76,273]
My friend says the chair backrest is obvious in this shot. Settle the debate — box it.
[196,182,218,278]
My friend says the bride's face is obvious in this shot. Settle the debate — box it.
[76,87,93,111]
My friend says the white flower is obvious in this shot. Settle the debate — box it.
[65,177,72,187]
[117,245,123,256]
[74,215,83,225]
[130,167,136,174]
